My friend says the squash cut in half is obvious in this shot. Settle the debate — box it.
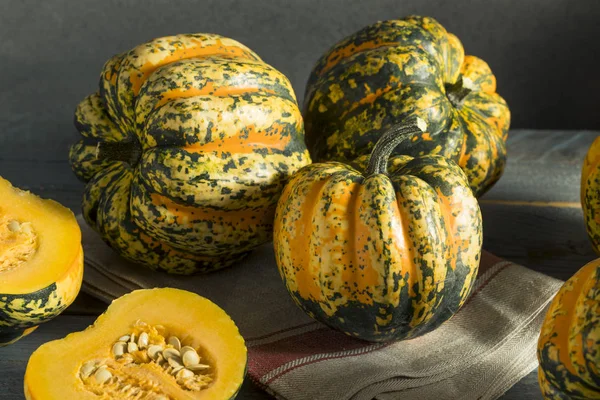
[0,176,83,346]
[25,288,247,400]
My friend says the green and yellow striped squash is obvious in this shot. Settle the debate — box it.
[303,15,510,197]
[582,136,600,253]
[69,34,311,274]
[0,177,83,346]
[274,119,482,342]
[537,258,600,399]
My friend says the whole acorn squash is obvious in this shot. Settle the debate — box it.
[0,177,83,346]
[537,258,600,399]
[274,119,482,342]
[69,34,311,274]
[304,15,510,197]
[25,288,247,399]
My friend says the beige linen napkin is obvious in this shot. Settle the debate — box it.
[77,216,562,400]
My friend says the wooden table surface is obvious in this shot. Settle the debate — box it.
[1,129,598,399]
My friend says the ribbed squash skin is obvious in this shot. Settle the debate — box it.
[582,136,600,253]
[537,258,600,399]
[69,34,311,274]
[274,154,482,342]
[0,177,83,346]
[304,16,510,197]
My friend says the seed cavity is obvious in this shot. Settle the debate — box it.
[0,217,38,273]
[79,320,213,397]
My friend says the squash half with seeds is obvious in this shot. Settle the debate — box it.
[25,288,247,399]
[537,258,600,399]
[0,177,83,346]
[304,15,510,197]
[69,34,311,274]
[274,119,482,342]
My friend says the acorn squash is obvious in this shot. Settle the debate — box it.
[582,136,600,253]
[0,177,83,346]
[303,15,510,197]
[25,288,247,399]
[69,33,311,274]
[274,118,482,342]
[537,258,600,399]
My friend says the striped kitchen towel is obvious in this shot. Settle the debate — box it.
[78,216,563,400]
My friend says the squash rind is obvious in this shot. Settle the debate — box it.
[537,258,600,399]
[274,154,482,342]
[70,34,311,274]
[303,16,510,197]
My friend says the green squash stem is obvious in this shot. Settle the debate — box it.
[365,117,427,177]
[96,141,142,166]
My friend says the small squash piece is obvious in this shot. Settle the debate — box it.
[274,119,482,342]
[303,15,510,197]
[0,177,83,346]
[69,33,311,274]
[25,288,246,399]
[537,258,600,399]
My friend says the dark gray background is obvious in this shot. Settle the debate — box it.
[1,0,600,140]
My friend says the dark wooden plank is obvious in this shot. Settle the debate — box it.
[64,292,108,316]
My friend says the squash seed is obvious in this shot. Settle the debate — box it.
[176,368,194,380]
[93,367,112,384]
[147,344,163,360]
[80,361,97,378]
[187,363,210,372]
[127,342,138,353]
[162,348,180,360]
[118,335,130,342]
[180,346,195,356]
[167,356,183,368]
[171,365,184,375]
[167,336,181,350]
[129,333,136,344]
[138,332,149,349]
[182,350,200,367]
[112,342,127,357]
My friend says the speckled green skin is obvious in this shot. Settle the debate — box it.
[537,259,600,399]
[274,154,482,342]
[304,16,510,197]
[69,34,311,274]
[0,284,65,346]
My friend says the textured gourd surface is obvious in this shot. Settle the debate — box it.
[582,136,600,254]
[0,177,83,345]
[69,34,311,274]
[25,288,247,400]
[304,15,510,197]
[537,258,600,399]
[274,154,482,342]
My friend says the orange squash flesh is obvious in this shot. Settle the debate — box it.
[24,288,247,400]
[0,176,83,346]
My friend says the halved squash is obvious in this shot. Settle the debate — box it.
[0,176,83,346]
[25,288,247,400]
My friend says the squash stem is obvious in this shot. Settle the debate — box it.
[445,76,472,108]
[96,141,142,166]
[365,117,427,177]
